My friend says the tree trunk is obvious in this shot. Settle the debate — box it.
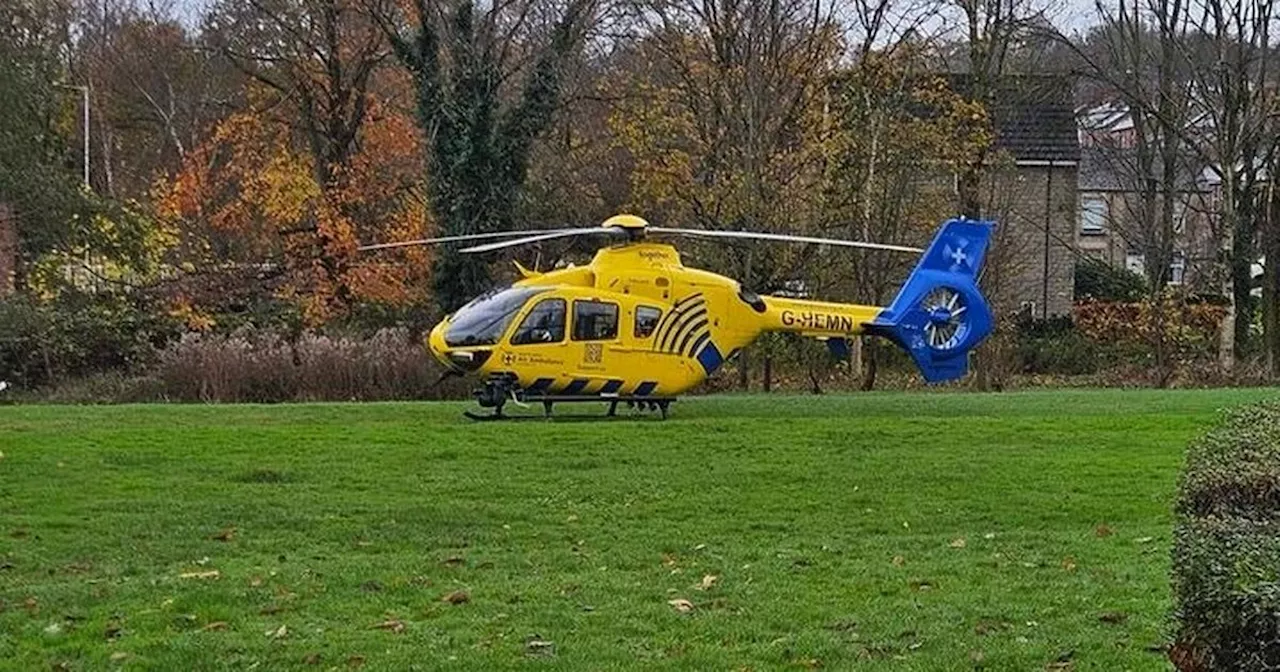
[0,203,15,297]
[1263,179,1280,378]
[860,337,878,391]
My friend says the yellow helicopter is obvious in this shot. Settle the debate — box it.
[360,215,995,419]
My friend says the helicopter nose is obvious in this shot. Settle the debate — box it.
[427,322,458,370]
[427,321,492,372]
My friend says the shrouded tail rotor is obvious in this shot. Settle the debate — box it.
[866,219,995,383]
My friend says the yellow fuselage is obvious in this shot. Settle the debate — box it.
[428,242,883,397]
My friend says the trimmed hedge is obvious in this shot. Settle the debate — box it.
[1173,402,1280,670]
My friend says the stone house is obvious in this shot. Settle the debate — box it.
[1075,103,1219,291]
[949,75,1081,318]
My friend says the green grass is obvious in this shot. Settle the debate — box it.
[0,389,1273,671]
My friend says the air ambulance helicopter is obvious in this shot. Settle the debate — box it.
[360,215,995,419]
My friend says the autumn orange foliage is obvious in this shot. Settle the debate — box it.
[154,91,430,326]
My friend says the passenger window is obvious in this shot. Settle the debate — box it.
[572,300,619,341]
[635,306,662,338]
[510,298,566,345]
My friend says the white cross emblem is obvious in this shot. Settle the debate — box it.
[945,241,970,270]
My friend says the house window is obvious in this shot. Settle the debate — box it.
[1125,252,1146,277]
[572,300,619,341]
[1169,252,1186,285]
[1081,196,1108,235]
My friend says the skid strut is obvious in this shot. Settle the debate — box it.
[463,378,673,421]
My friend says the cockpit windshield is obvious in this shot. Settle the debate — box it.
[444,286,549,347]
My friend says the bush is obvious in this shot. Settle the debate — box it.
[152,328,468,402]
[1013,315,1100,375]
[0,292,178,390]
[1074,258,1145,302]
[1172,402,1280,670]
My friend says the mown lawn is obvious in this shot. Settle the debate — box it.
[0,389,1273,670]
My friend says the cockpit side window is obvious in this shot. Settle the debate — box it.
[634,306,662,338]
[572,300,619,341]
[510,298,566,345]
[444,286,548,347]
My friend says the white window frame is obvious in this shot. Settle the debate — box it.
[1081,195,1108,235]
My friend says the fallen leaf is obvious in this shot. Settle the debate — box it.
[668,598,695,613]
[1099,611,1128,624]
[662,553,678,567]
[44,622,63,636]
[798,658,822,668]
[442,590,469,605]
[950,537,967,549]
[1095,524,1113,538]
[1061,557,1077,572]
[180,570,220,580]
[109,652,128,662]
[303,652,322,665]
[969,649,986,663]
[525,636,555,657]
[891,555,905,566]
[249,576,264,587]
[202,621,228,631]
[346,655,366,668]
[566,514,578,522]
[23,597,37,614]
[267,624,287,639]
[696,574,718,591]
[442,556,465,567]
[1135,536,1155,544]
[211,527,235,542]
[371,619,405,634]
[983,532,997,540]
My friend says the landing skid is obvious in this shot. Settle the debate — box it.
[464,395,676,421]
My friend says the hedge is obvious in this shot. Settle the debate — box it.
[1173,402,1280,670]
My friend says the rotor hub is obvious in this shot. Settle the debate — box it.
[601,214,650,230]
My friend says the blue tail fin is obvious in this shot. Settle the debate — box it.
[867,218,995,383]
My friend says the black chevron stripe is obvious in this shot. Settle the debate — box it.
[676,317,709,356]
[687,331,711,358]
[660,305,707,352]
[653,294,704,344]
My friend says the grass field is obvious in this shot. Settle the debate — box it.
[1,389,1273,670]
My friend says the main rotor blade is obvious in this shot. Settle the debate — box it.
[459,227,623,254]
[649,227,923,254]
[357,229,580,252]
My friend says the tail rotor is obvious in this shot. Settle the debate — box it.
[866,219,995,383]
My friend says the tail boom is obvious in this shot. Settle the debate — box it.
[758,297,881,338]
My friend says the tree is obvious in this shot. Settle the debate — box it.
[74,0,237,200]
[0,0,90,287]
[153,90,430,326]
[821,43,990,388]
[205,0,401,316]
[1060,0,1278,374]
[377,0,596,312]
